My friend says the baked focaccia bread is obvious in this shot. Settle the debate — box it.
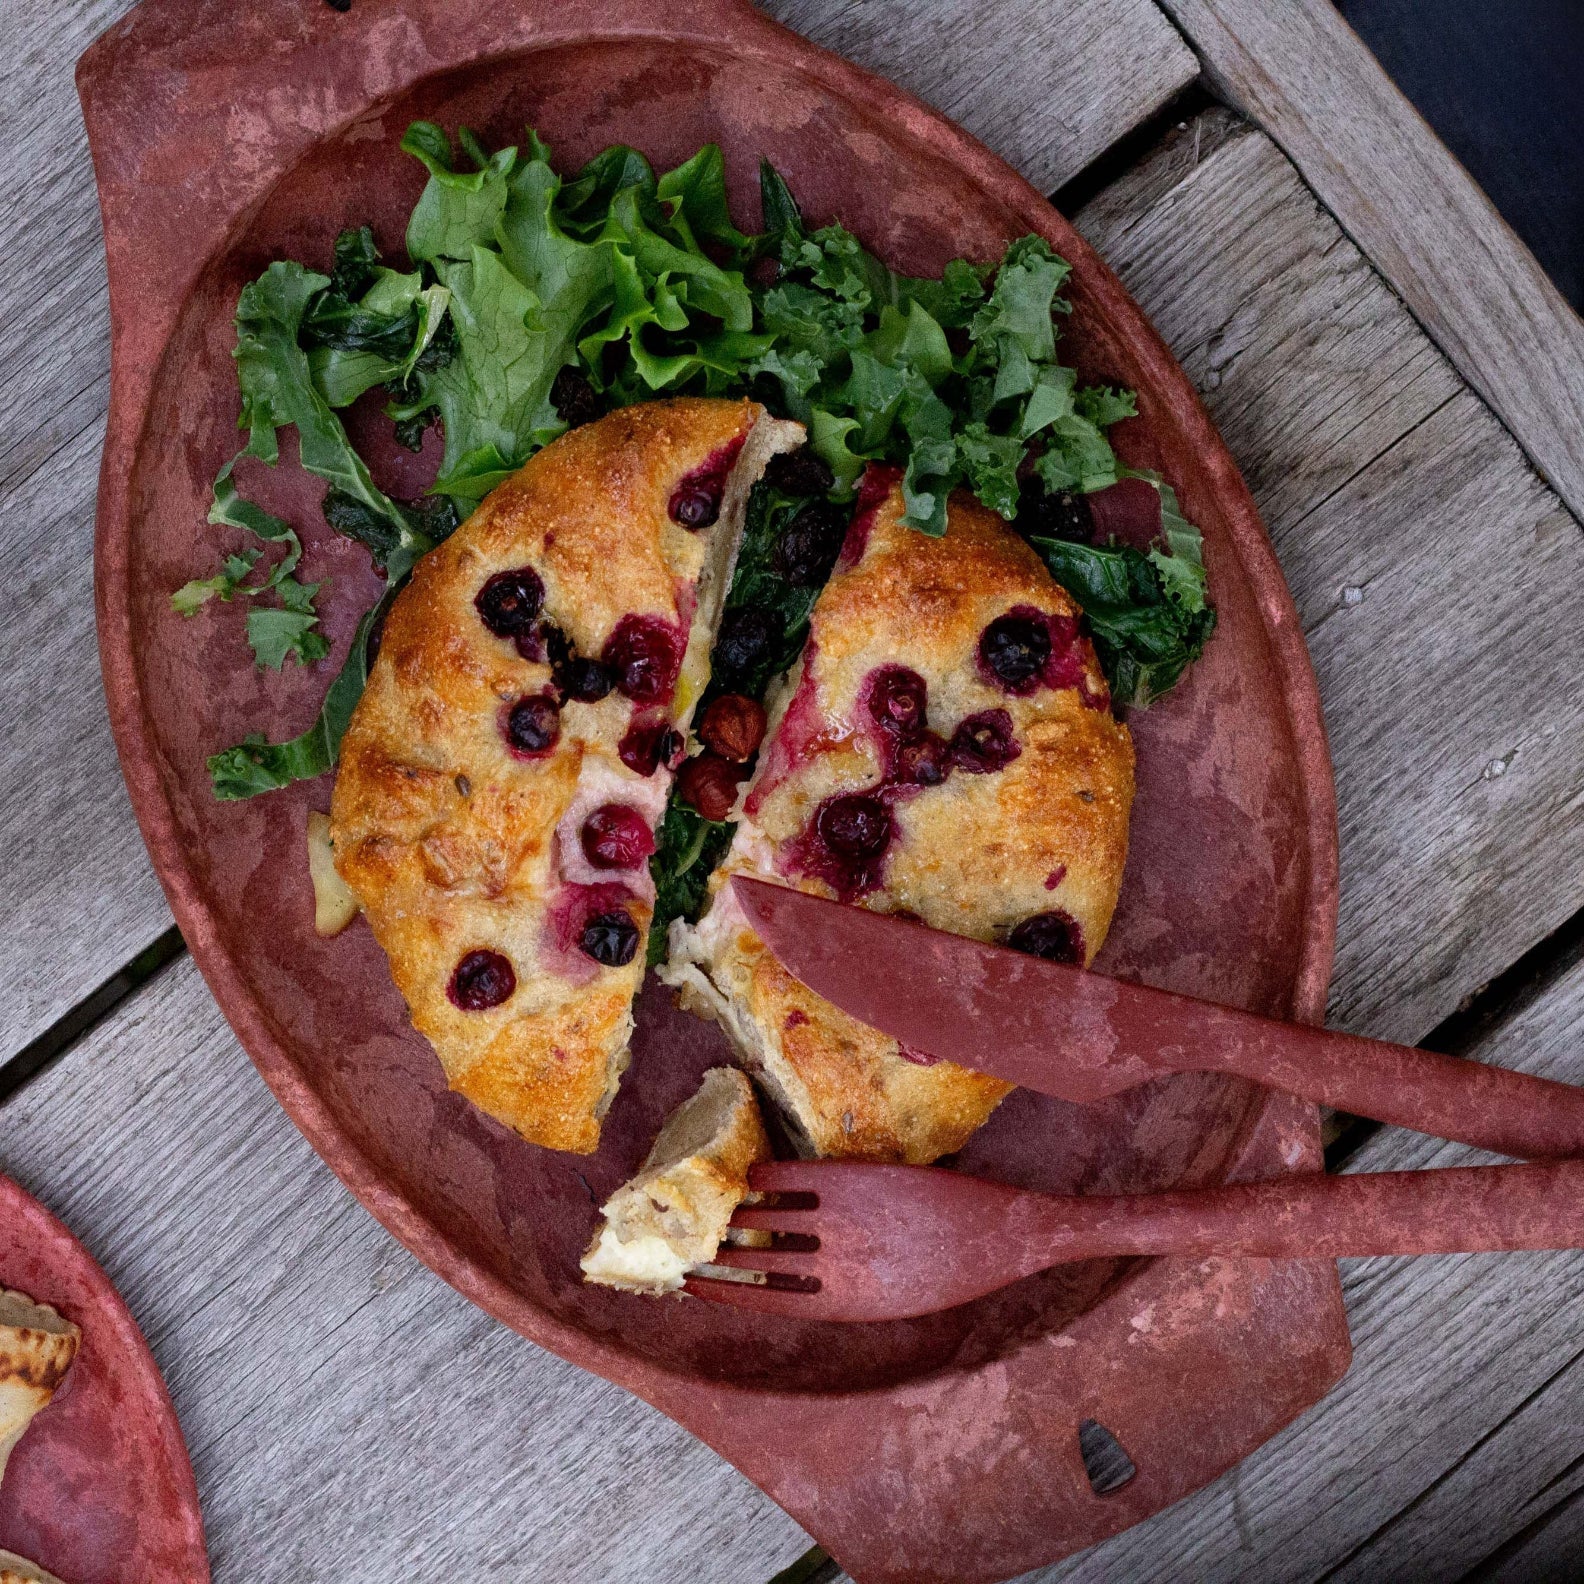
[664,472,1135,1164]
[331,398,802,1153]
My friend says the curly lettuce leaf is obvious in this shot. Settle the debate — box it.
[1028,474,1214,707]
[656,143,752,262]
[208,588,393,798]
[202,127,1217,805]
[402,123,515,264]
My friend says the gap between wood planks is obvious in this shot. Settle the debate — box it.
[1313,1343,1584,1583]
[1325,900,1584,1171]
[0,927,184,1107]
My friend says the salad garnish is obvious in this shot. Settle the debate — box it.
[178,122,1214,833]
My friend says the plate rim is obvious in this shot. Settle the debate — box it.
[82,0,1340,1401]
[0,1173,210,1584]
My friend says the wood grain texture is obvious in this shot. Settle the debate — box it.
[1075,112,1584,1047]
[1022,956,1584,1584]
[756,0,1198,194]
[0,954,813,1583]
[1154,0,1584,529]
[0,0,172,1062]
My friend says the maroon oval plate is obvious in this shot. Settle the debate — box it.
[0,1175,207,1584]
[80,1,1346,1578]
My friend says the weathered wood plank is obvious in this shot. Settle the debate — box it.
[1154,0,1584,530]
[757,0,1199,195]
[1476,1488,1584,1584]
[1023,955,1584,1584]
[0,0,172,1063]
[1075,112,1584,1047]
[0,955,813,1583]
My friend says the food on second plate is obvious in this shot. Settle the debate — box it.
[0,1290,80,1484]
[0,1551,70,1584]
[330,400,801,1152]
[663,475,1135,1164]
[581,1066,770,1294]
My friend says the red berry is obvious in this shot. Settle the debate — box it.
[580,804,656,870]
[817,794,892,862]
[867,666,928,738]
[980,613,1051,691]
[951,709,1020,774]
[447,949,516,1010]
[1006,909,1085,965]
[475,568,544,638]
[503,694,560,757]
[581,911,641,966]
[602,615,683,705]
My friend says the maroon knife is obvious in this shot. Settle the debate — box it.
[731,876,1584,1161]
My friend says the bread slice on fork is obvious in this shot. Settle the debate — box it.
[581,1066,769,1294]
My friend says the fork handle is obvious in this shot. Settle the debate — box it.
[1044,1159,1584,1262]
[1184,1009,1584,1161]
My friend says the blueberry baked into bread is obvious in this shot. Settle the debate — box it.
[662,471,1135,1164]
[330,398,802,1153]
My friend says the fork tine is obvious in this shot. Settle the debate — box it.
[708,1243,823,1277]
[682,1271,820,1315]
[729,1204,819,1233]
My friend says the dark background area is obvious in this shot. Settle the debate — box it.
[1337,0,1584,310]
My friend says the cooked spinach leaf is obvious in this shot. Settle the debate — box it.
[646,803,735,966]
[646,476,830,946]
[1029,477,1215,707]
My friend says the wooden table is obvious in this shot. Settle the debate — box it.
[3,2,1583,1579]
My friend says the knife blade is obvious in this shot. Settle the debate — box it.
[729,875,1584,1159]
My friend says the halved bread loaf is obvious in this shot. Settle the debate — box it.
[332,400,802,1153]
[581,1066,770,1294]
[663,478,1135,1164]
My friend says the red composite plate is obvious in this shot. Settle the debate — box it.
[0,1176,207,1584]
[79,1,1351,1579]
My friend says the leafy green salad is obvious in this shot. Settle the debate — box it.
[177,121,1216,938]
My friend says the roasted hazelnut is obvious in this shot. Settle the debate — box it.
[697,693,767,763]
[676,753,746,822]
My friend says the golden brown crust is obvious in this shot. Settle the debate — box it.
[331,399,763,1154]
[671,483,1135,1164]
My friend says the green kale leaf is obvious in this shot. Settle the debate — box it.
[1029,475,1215,707]
[646,802,735,966]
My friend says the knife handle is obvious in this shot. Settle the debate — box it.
[1050,1159,1584,1262]
[1181,1006,1584,1161]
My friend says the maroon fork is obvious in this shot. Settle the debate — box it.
[685,1159,1584,1322]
